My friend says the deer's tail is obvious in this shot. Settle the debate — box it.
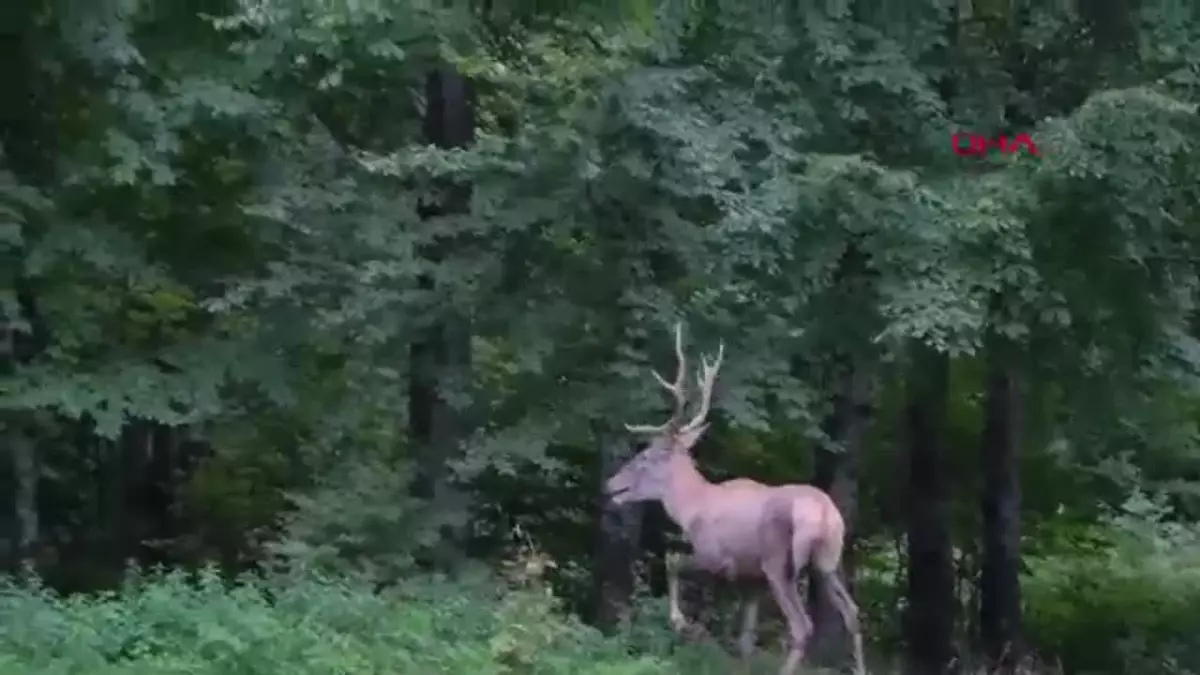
[800,491,845,574]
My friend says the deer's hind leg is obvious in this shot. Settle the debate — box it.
[763,545,814,675]
[815,569,865,675]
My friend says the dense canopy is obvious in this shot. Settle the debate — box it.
[2,1,1200,674]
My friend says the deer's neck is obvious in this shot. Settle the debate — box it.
[661,454,713,535]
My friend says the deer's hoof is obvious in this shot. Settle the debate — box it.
[671,617,711,642]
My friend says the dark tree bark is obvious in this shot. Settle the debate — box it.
[1,0,55,577]
[128,422,182,568]
[979,325,1023,671]
[904,343,956,675]
[590,434,644,628]
[0,2,55,183]
[2,287,50,573]
[8,429,37,571]
[809,358,872,665]
[901,2,961,668]
[639,502,668,596]
[1079,0,1137,54]
[808,242,876,664]
[100,437,128,581]
[409,67,475,565]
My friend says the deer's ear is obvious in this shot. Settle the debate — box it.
[674,424,709,453]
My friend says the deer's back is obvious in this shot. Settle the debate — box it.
[685,480,837,578]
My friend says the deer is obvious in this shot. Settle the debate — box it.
[604,323,865,675]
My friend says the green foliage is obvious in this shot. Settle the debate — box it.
[3,1,1200,674]
[265,457,455,579]
[1024,494,1200,675]
[0,567,674,675]
[1,543,1191,675]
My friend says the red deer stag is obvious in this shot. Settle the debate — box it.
[604,323,865,675]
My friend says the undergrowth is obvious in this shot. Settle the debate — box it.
[0,559,1194,675]
[0,565,723,675]
[0,493,1197,675]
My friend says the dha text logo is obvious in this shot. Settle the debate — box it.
[951,132,1039,157]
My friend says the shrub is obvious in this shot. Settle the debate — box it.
[0,566,674,675]
[1023,493,1200,675]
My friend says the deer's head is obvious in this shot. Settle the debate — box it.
[605,322,724,505]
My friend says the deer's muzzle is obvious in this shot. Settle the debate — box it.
[604,475,632,503]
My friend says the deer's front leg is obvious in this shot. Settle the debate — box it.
[737,592,760,662]
[665,551,714,640]
[665,551,692,632]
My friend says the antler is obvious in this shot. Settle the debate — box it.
[625,322,689,434]
[679,341,724,433]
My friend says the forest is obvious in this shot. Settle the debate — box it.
[1,0,1198,674]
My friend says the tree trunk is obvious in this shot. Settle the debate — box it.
[131,422,179,569]
[639,503,668,597]
[1,0,55,579]
[903,2,961,669]
[409,66,475,566]
[979,328,1022,671]
[2,290,49,575]
[1079,0,1136,54]
[904,343,956,675]
[590,434,644,628]
[99,437,128,584]
[809,357,871,665]
[9,428,38,572]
